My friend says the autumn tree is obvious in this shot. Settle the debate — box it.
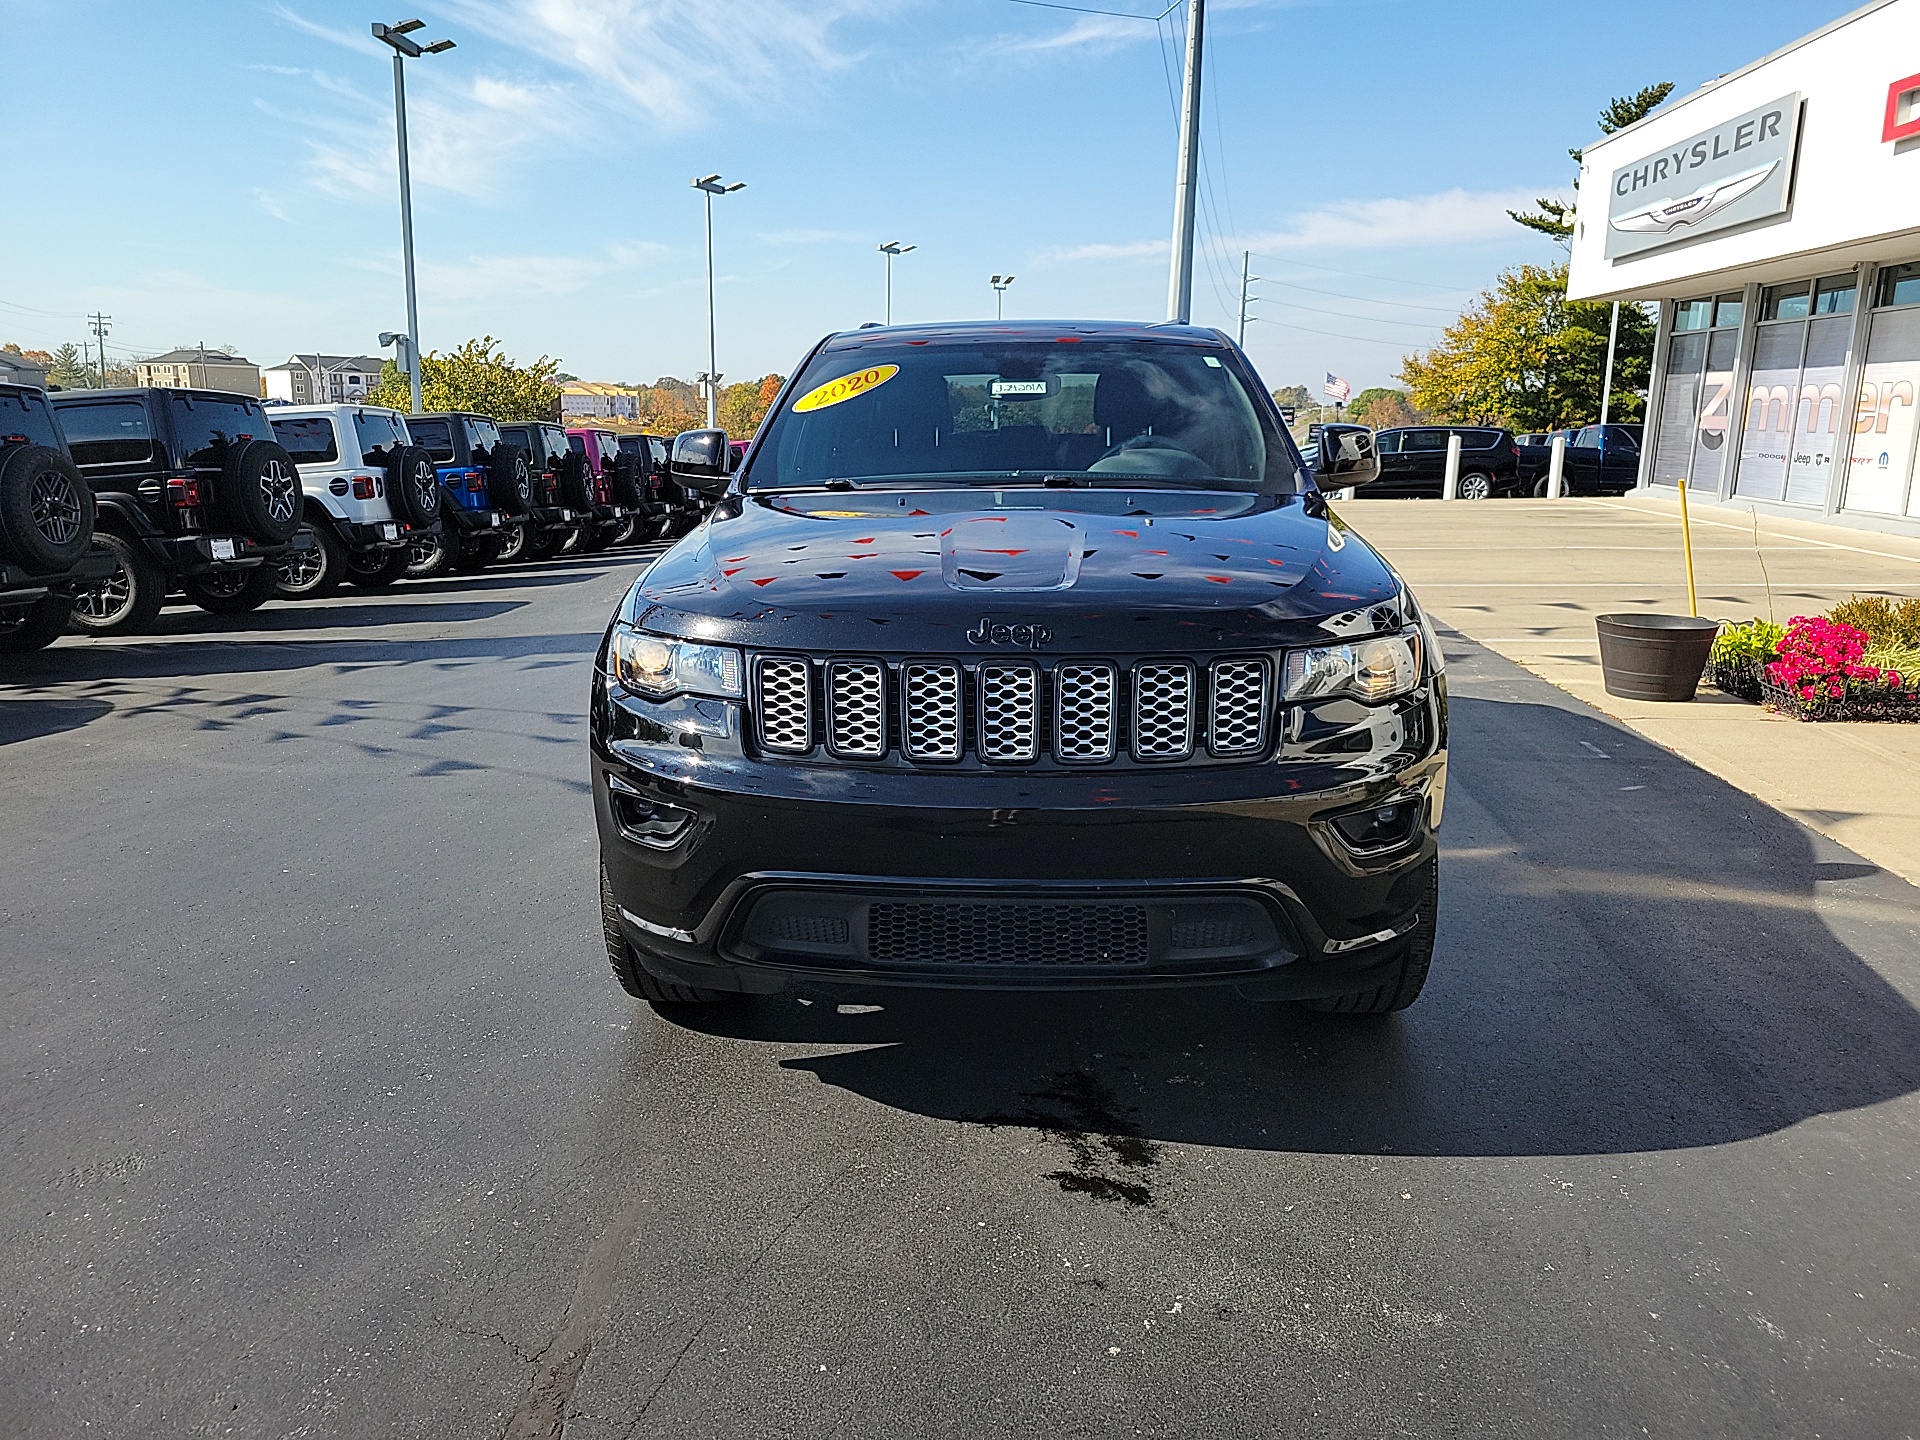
[716,374,787,438]
[364,336,561,419]
[1510,82,1675,244]
[1399,262,1655,430]
[1346,387,1423,429]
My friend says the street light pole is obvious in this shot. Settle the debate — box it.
[373,18,455,414]
[878,241,915,325]
[1165,0,1204,323]
[693,174,745,428]
[991,274,1015,320]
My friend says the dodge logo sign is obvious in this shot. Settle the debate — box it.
[1604,93,1800,259]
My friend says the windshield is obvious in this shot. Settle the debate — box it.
[747,337,1295,492]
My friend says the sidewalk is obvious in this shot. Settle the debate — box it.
[1343,493,1920,885]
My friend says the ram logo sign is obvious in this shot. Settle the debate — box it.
[1604,94,1800,259]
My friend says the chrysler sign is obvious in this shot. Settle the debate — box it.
[1604,94,1801,259]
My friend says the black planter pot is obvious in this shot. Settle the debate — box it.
[1596,614,1721,702]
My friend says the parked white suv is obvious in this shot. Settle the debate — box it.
[266,404,442,596]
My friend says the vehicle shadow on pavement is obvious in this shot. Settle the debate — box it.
[146,599,529,634]
[5,630,603,685]
[0,695,113,746]
[665,692,1920,1160]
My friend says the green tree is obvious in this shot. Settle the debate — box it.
[716,374,786,438]
[1345,387,1422,429]
[1270,384,1313,411]
[1510,82,1675,243]
[1398,262,1655,430]
[363,336,561,419]
[47,342,93,389]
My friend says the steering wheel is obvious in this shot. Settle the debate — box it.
[1088,433,1210,478]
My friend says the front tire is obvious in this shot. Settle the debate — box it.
[1300,856,1437,1016]
[69,533,165,636]
[600,864,731,1004]
[183,565,279,615]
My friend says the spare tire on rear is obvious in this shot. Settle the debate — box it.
[611,452,649,509]
[0,444,95,571]
[220,439,302,543]
[557,448,596,511]
[487,442,533,516]
[385,444,442,528]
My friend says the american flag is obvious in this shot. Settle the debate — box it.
[1323,372,1351,403]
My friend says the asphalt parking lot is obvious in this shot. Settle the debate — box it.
[5,539,1920,1439]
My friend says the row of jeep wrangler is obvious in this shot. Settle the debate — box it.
[0,382,711,651]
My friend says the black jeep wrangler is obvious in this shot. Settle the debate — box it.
[0,383,112,654]
[593,320,1445,1015]
[50,387,308,632]
[498,420,590,560]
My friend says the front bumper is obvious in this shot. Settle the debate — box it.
[593,667,1446,996]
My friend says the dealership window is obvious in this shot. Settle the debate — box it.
[1733,274,1854,506]
[1650,295,1744,488]
[1842,262,1920,519]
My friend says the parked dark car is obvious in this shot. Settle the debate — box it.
[0,382,112,653]
[404,413,531,575]
[499,420,592,559]
[1367,426,1521,499]
[1515,424,1643,496]
[50,386,309,631]
[593,319,1444,1016]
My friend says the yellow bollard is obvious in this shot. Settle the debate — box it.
[1677,477,1698,618]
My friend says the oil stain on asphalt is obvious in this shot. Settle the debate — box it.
[971,1070,1164,1207]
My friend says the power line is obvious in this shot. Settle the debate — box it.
[1254,254,1486,292]
[1260,277,1466,315]
[1006,0,1179,15]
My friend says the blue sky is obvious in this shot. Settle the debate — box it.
[1,0,1836,397]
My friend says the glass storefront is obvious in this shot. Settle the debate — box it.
[1734,274,1855,505]
[1842,264,1920,518]
[1651,292,1742,489]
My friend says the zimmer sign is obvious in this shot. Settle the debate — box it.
[1604,94,1801,259]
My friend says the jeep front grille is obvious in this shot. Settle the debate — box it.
[756,656,812,753]
[748,653,1270,768]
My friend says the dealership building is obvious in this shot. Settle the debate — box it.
[1567,0,1920,537]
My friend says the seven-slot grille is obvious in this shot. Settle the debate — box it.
[752,653,1273,767]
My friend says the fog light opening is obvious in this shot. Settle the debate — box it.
[1328,795,1423,856]
[606,774,695,848]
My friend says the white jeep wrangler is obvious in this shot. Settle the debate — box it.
[266,404,442,596]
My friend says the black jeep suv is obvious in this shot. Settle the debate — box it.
[0,383,112,654]
[593,320,1445,1014]
[498,421,590,560]
[51,387,308,632]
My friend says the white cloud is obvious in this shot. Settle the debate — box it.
[411,242,672,304]
[270,5,384,57]
[757,228,868,246]
[991,14,1154,55]
[1237,188,1565,253]
[1040,238,1168,263]
[437,0,883,128]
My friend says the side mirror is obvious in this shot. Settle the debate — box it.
[670,428,731,495]
[1314,423,1380,489]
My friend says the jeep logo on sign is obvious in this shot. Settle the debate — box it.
[1604,93,1800,260]
[966,618,1053,649]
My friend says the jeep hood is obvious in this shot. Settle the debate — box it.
[622,488,1402,652]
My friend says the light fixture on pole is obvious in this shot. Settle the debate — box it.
[372,16,456,414]
[990,274,1015,320]
[877,241,915,326]
[692,173,745,428]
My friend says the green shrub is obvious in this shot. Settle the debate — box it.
[1828,595,1920,648]
[1710,618,1784,666]
[1863,641,1920,684]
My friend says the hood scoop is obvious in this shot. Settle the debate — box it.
[941,512,1085,592]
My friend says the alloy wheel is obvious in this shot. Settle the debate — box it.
[30,471,84,546]
[276,548,327,592]
[197,569,252,598]
[73,564,131,626]
[261,460,299,525]
[1458,473,1494,500]
[411,461,438,517]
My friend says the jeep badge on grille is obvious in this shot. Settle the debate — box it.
[966,619,1053,649]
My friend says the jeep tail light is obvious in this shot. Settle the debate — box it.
[463,468,487,491]
[167,477,204,508]
[351,475,377,499]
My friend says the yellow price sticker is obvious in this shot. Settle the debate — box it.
[792,364,899,414]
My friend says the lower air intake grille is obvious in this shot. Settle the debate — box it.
[869,902,1150,967]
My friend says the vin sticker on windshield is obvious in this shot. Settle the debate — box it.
[792,364,899,413]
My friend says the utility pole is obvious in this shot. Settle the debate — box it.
[1164,0,1204,324]
[1236,250,1257,346]
[373,18,456,414]
[693,174,745,427]
[1598,300,1621,426]
[878,241,915,326]
[88,312,111,388]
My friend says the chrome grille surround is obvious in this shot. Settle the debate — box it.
[1132,660,1196,760]
[978,663,1040,763]
[1053,662,1117,763]
[1207,657,1269,756]
[755,656,812,753]
[900,661,963,761]
[826,660,887,758]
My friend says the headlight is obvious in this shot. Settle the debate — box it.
[1283,631,1422,703]
[610,625,742,699]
